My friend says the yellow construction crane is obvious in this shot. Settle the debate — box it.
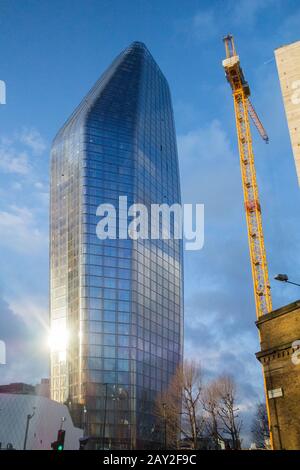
[222,34,274,448]
[222,34,272,319]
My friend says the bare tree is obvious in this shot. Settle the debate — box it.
[155,380,181,448]
[251,402,270,449]
[156,366,244,450]
[216,375,242,449]
[203,375,242,449]
[202,380,223,449]
[155,360,204,449]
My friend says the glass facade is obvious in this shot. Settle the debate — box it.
[50,42,183,449]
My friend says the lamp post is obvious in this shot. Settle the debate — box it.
[83,405,87,436]
[274,274,300,287]
[23,407,36,450]
[113,386,130,449]
[102,383,108,450]
[162,403,167,449]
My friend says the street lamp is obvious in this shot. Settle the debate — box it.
[23,407,36,450]
[274,274,300,287]
[102,383,108,450]
[112,386,129,449]
[162,403,167,449]
[83,405,87,436]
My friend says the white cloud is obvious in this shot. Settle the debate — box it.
[174,8,218,44]
[12,182,23,191]
[0,128,47,175]
[175,1,279,46]
[0,147,30,174]
[19,128,46,156]
[8,295,48,332]
[178,119,242,222]
[178,120,232,165]
[192,10,217,41]
[0,204,47,253]
[277,8,300,44]
[0,296,48,385]
[230,0,277,27]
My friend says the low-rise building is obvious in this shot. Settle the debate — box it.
[0,394,83,450]
[256,300,300,449]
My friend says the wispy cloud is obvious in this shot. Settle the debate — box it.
[178,119,241,219]
[277,7,300,44]
[8,295,48,332]
[230,0,277,27]
[174,8,218,44]
[19,128,47,156]
[0,204,47,253]
[192,10,218,42]
[11,182,23,191]
[0,296,48,385]
[0,128,46,175]
[0,146,30,174]
[174,0,282,47]
[34,182,44,190]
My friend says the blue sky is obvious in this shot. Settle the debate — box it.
[1,0,300,442]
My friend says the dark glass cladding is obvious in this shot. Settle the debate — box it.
[50,41,183,449]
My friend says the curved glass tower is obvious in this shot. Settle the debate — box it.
[50,42,183,449]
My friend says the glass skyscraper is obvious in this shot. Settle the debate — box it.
[50,41,183,449]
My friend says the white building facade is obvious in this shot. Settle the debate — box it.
[275,40,300,185]
[0,394,83,450]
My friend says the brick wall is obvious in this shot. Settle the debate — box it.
[256,300,300,449]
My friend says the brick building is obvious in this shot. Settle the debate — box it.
[256,300,300,449]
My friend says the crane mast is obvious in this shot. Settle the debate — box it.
[222,34,272,319]
[223,34,274,450]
